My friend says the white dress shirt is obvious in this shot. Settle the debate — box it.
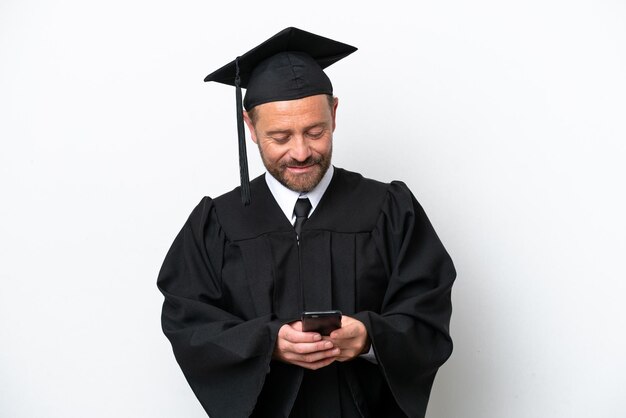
[264,165,334,225]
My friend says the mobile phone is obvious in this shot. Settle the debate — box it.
[301,310,342,336]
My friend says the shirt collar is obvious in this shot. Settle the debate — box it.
[265,165,334,224]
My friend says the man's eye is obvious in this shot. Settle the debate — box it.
[307,130,324,138]
[271,136,290,143]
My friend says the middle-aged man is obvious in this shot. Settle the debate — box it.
[157,27,456,418]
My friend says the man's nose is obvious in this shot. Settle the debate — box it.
[289,137,311,162]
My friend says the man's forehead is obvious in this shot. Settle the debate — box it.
[252,95,333,127]
[257,94,330,113]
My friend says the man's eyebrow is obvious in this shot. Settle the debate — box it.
[265,123,327,136]
[265,129,292,136]
[303,122,327,131]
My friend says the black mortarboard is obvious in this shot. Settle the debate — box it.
[204,27,357,205]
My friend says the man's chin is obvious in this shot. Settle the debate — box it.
[279,166,324,192]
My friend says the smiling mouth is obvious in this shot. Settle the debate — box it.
[283,158,321,172]
[286,164,315,177]
[283,156,323,168]
[286,164,315,173]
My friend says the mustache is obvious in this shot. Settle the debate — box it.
[280,156,323,168]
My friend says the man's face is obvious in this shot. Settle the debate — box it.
[244,94,338,193]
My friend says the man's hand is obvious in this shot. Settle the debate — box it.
[273,316,370,369]
[273,321,340,370]
[325,315,370,362]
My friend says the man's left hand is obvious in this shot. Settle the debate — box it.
[325,315,370,362]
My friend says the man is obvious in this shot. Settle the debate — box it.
[158,27,455,418]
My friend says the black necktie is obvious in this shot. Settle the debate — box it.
[293,198,312,238]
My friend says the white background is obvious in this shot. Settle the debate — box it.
[1,1,625,417]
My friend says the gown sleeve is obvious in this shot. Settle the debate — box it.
[157,197,283,418]
[353,181,456,418]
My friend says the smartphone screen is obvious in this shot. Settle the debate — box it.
[301,310,342,336]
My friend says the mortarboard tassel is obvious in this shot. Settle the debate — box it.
[235,57,251,205]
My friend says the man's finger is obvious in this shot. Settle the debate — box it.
[283,340,334,355]
[279,323,321,343]
[329,324,359,340]
[284,347,340,364]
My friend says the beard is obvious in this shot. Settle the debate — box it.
[259,145,332,193]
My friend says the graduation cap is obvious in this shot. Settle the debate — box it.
[204,27,357,205]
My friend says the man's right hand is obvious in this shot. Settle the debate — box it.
[273,321,339,370]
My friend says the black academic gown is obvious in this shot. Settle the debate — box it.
[157,168,456,418]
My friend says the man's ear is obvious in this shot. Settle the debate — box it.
[243,111,258,144]
[331,97,339,132]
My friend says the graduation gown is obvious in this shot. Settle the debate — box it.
[157,168,455,418]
